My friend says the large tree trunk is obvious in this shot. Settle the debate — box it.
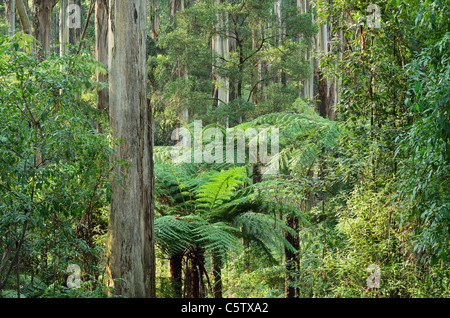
[15,0,32,36]
[106,0,156,298]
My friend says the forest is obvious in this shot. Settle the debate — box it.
[0,0,448,299]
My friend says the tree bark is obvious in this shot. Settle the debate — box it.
[284,215,299,298]
[150,0,160,42]
[59,0,69,56]
[5,0,11,24]
[68,0,81,50]
[169,252,183,298]
[95,0,109,116]
[33,0,59,57]
[106,0,155,298]
[213,0,229,108]
[9,0,15,36]
[299,0,314,100]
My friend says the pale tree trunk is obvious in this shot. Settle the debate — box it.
[181,0,188,123]
[95,0,109,116]
[68,0,81,49]
[168,0,188,138]
[316,1,338,120]
[213,0,229,109]
[60,0,82,53]
[333,13,344,113]
[15,0,32,35]
[59,0,69,56]
[316,7,327,119]
[274,0,285,84]
[9,0,15,36]
[107,0,156,298]
[298,0,314,100]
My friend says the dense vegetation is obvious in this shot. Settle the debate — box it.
[0,0,448,298]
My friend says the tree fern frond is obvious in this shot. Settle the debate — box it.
[195,166,250,211]
[192,221,241,257]
[154,216,194,255]
[233,212,298,253]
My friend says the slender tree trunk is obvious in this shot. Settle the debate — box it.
[150,0,160,42]
[59,0,69,56]
[5,0,11,25]
[68,0,81,50]
[169,252,183,298]
[284,215,299,298]
[211,253,222,298]
[299,0,314,100]
[213,0,229,108]
[106,0,155,298]
[318,70,329,119]
[95,0,109,117]
[9,0,15,36]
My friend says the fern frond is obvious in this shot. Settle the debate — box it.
[233,212,299,254]
[192,221,241,257]
[154,216,194,255]
[195,166,250,211]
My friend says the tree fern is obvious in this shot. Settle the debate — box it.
[233,212,298,257]
[154,215,195,255]
[195,166,251,212]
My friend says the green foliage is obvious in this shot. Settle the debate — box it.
[293,184,450,298]
[1,0,448,300]
[222,257,285,298]
[396,32,450,262]
[0,33,113,296]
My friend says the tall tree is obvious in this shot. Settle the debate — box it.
[16,0,32,35]
[149,0,160,43]
[213,0,230,108]
[95,0,108,116]
[106,0,156,298]
[59,0,69,56]
[298,0,314,100]
[68,0,81,48]
[8,0,15,36]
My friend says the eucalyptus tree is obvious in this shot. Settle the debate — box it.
[15,0,32,35]
[94,0,108,117]
[150,0,317,147]
[106,0,156,298]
